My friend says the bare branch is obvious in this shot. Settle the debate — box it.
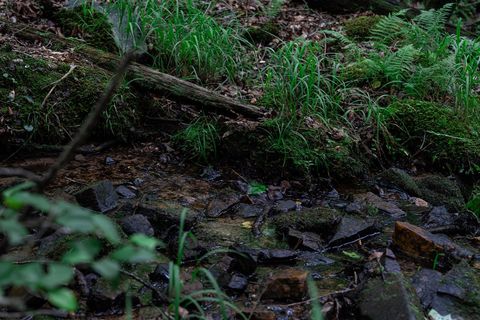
[0,168,41,182]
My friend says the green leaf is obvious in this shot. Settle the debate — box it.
[467,196,480,217]
[92,258,120,280]
[5,192,51,212]
[62,238,101,265]
[248,181,267,195]
[47,288,77,312]
[111,245,156,263]
[13,263,44,289]
[2,181,36,198]
[0,262,15,286]
[342,250,362,260]
[130,234,162,250]
[0,218,28,245]
[40,264,74,290]
[91,215,120,244]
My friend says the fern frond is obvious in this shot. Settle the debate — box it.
[370,15,408,46]
[384,44,419,82]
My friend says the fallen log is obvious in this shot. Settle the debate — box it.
[0,19,265,119]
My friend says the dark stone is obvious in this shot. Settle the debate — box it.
[133,178,144,186]
[150,263,170,282]
[353,192,406,219]
[115,185,136,199]
[297,252,335,267]
[328,216,377,247]
[345,201,364,214]
[383,249,401,274]
[227,273,248,291]
[430,261,480,319]
[411,268,442,309]
[135,203,201,234]
[272,200,297,214]
[287,229,323,251]
[229,247,258,275]
[423,206,456,229]
[379,167,421,196]
[267,186,283,201]
[75,180,118,213]
[120,214,154,236]
[104,156,116,165]
[200,166,221,181]
[235,203,263,218]
[359,273,423,320]
[257,249,298,264]
[206,193,240,217]
[232,180,249,193]
[272,207,338,235]
[326,189,340,199]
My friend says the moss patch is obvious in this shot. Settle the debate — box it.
[343,15,382,40]
[388,100,480,174]
[379,168,421,196]
[272,207,339,235]
[415,174,465,211]
[0,48,138,144]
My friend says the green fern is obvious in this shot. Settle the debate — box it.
[384,45,419,82]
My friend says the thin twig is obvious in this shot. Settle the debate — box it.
[40,64,77,109]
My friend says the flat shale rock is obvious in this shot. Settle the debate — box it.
[359,273,423,320]
[75,180,118,213]
[392,221,472,263]
[328,216,377,247]
[120,214,154,236]
[354,192,406,219]
[412,262,480,319]
[261,268,308,302]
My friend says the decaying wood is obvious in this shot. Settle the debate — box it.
[0,19,265,119]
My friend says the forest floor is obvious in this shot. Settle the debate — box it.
[0,0,479,319]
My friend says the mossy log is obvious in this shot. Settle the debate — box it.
[0,19,265,119]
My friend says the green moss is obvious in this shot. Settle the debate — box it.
[415,174,465,211]
[0,49,138,144]
[272,207,338,235]
[54,6,117,52]
[244,21,280,44]
[379,168,421,196]
[388,100,480,174]
[343,15,382,40]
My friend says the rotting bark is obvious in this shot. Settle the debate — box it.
[0,19,265,119]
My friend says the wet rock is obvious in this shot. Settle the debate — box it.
[104,156,116,165]
[133,178,144,186]
[267,185,284,201]
[413,262,480,319]
[75,180,118,213]
[136,203,200,234]
[423,206,456,229]
[431,261,480,319]
[359,273,423,320]
[272,200,297,214]
[261,268,308,301]
[232,180,249,193]
[287,229,323,251]
[411,268,442,309]
[227,273,248,291]
[415,175,465,211]
[120,214,154,236]
[392,221,473,264]
[326,188,340,200]
[379,167,421,196]
[327,216,377,247]
[88,277,124,312]
[150,263,170,282]
[229,248,258,275]
[383,249,402,274]
[345,201,364,214]
[115,185,136,199]
[298,252,335,267]
[235,203,263,218]
[206,193,240,217]
[272,207,338,234]
[200,166,221,181]
[354,192,406,219]
[257,249,298,264]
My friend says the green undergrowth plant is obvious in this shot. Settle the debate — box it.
[80,0,247,83]
[0,181,162,313]
[169,210,245,319]
[174,117,220,163]
[0,183,241,318]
